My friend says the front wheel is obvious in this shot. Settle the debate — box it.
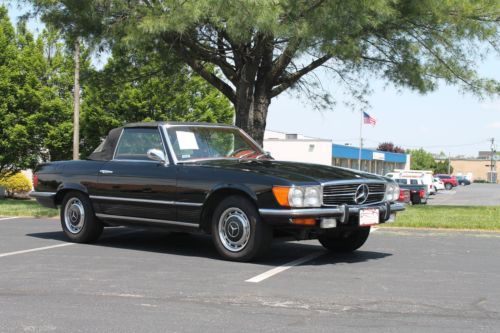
[318,227,371,253]
[211,195,272,261]
[60,191,103,243]
[445,183,452,190]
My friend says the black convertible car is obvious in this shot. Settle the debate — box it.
[31,122,404,261]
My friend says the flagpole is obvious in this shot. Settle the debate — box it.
[358,110,362,171]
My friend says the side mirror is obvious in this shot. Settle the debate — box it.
[147,149,166,164]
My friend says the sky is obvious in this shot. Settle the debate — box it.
[3,1,499,157]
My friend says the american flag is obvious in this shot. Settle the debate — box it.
[363,112,377,126]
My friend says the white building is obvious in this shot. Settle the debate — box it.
[263,130,333,166]
[263,130,410,174]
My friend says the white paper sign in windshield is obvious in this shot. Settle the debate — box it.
[176,131,199,150]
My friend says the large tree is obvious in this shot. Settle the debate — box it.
[29,0,499,144]
[0,7,74,173]
[1,4,232,172]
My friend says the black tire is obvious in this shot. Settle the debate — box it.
[211,195,272,261]
[60,191,103,243]
[318,227,371,253]
[411,193,421,205]
[445,183,452,190]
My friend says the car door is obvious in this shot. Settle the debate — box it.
[93,127,178,222]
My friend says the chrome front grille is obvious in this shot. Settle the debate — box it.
[322,183,386,206]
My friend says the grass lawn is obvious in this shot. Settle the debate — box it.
[0,199,58,218]
[384,205,500,230]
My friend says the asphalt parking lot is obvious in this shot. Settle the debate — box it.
[428,183,500,206]
[1,217,500,332]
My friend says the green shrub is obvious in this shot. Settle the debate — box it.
[0,172,32,197]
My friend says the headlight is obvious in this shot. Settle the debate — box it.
[304,186,321,207]
[273,185,322,208]
[289,187,304,207]
[385,182,400,202]
[393,183,400,201]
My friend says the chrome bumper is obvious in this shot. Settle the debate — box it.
[29,191,56,198]
[259,202,405,218]
[29,191,57,209]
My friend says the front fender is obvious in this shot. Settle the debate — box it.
[205,183,258,203]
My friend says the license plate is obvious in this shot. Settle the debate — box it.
[359,208,379,226]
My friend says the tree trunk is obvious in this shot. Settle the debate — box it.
[234,84,270,146]
[234,82,254,136]
[72,38,80,160]
[251,89,270,145]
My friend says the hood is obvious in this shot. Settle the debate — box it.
[183,159,385,184]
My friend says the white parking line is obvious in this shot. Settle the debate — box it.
[246,251,325,283]
[0,243,74,258]
[0,229,140,259]
[0,217,20,221]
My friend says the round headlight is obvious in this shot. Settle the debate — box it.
[393,184,400,202]
[289,187,304,207]
[304,186,321,207]
[385,183,394,201]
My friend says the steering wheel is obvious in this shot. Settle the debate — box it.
[228,148,255,158]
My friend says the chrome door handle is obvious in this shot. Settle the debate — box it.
[99,170,113,174]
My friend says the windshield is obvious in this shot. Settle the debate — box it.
[165,126,265,162]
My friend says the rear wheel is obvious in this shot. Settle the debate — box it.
[211,195,272,261]
[411,193,421,205]
[318,227,371,253]
[60,191,103,243]
[445,183,452,190]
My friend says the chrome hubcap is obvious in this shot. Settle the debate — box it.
[218,207,251,252]
[64,198,85,234]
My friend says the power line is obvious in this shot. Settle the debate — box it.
[359,138,490,149]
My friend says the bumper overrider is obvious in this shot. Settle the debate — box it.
[259,202,405,227]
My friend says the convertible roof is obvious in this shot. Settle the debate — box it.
[87,127,122,161]
[87,122,237,161]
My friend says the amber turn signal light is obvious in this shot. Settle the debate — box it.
[272,186,290,207]
[291,218,316,226]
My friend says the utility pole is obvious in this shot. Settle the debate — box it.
[72,38,80,160]
[490,137,496,183]
[358,110,363,171]
[447,152,451,174]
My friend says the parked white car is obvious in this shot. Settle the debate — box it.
[433,177,445,191]
[386,170,436,195]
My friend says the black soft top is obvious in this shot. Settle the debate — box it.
[87,127,123,161]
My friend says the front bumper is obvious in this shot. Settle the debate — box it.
[259,202,405,226]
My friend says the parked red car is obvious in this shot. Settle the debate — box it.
[435,174,458,190]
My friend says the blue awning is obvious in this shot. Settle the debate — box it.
[332,144,407,163]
